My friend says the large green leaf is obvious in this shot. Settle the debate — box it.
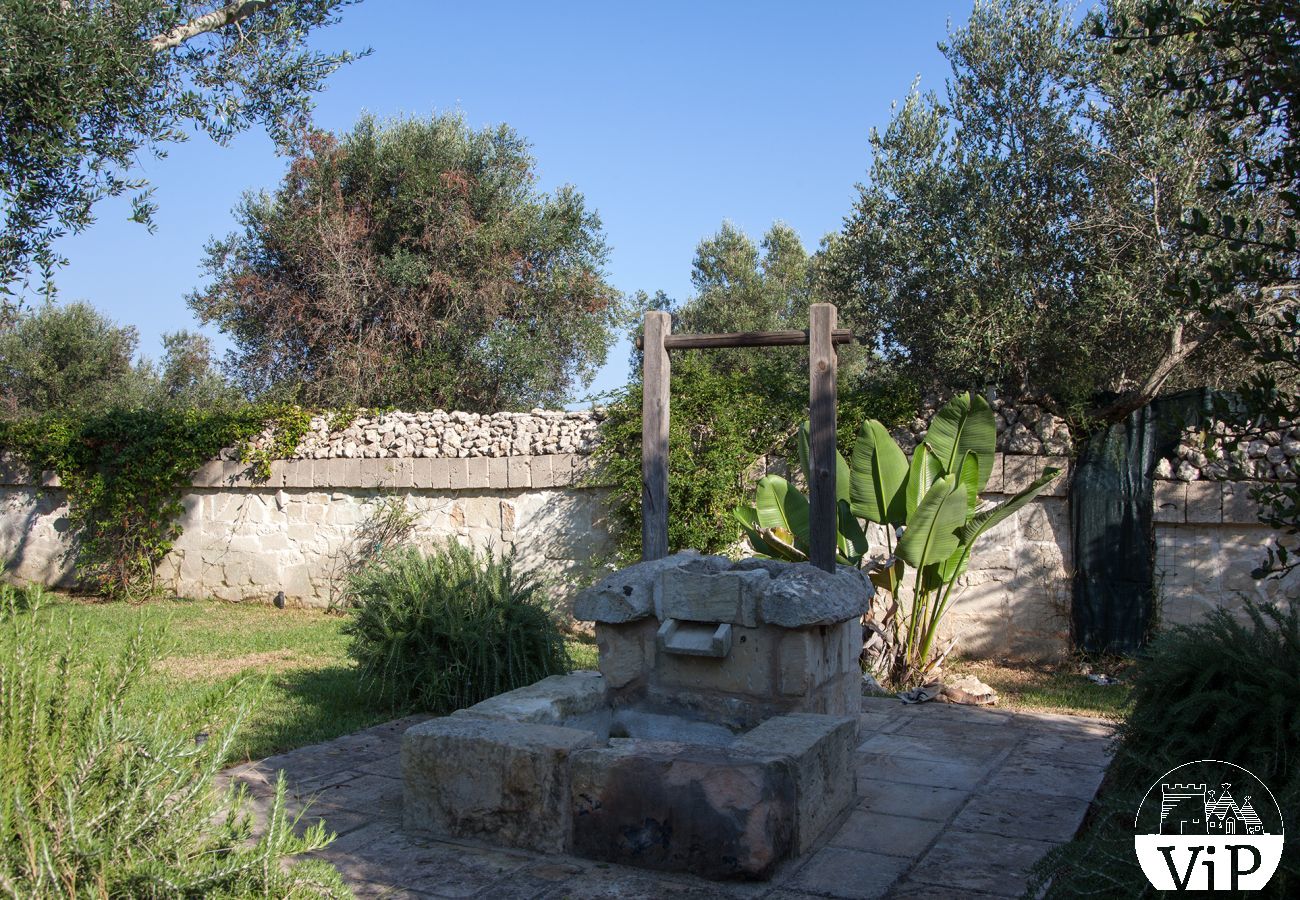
[837,498,869,564]
[849,419,909,525]
[934,543,970,587]
[755,475,810,551]
[957,449,981,512]
[896,475,969,569]
[733,504,776,556]
[732,504,804,562]
[956,466,1064,546]
[924,392,996,488]
[905,442,943,518]
[798,420,851,504]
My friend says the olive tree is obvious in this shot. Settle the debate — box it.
[191,114,625,410]
[820,0,1278,419]
[0,0,364,294]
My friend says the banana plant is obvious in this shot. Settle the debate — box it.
[734,391,1063,686]
[732,421,869,567]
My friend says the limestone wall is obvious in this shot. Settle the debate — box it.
[0,454,613,609]
[1,401,1295,660]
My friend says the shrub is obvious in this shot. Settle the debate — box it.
[0,588,346,898]
[1030,601,1300,897]
[595,349,919,564]
[344,542,571,713]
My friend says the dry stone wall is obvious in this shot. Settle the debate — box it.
[1157,422,1300,482]
[236,409,604,460]
[891,398,1073,456]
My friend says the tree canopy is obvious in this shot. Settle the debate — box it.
[0,302,234,416]
[0,0,363,294]
[1105,0,1298,578]
[0,300,140,414]
[820,0,1280,418]
[190,113,625,411]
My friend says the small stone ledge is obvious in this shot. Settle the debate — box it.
[402,715,598,854]
[0,453,605,491]
[453,672,607,726]
[734,713,858,854]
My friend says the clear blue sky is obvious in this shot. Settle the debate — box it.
[46,0,975,404]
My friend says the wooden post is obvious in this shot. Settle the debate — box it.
[641,311,671,561]
[808,303,838,572]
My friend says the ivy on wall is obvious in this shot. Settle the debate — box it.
[0,405,312,601]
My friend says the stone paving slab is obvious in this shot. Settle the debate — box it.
[221,699,1115,899]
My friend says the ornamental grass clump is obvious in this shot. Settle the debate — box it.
[0,586,347,898]
[344,542,571,713]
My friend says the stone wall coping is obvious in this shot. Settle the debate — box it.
[983,452,1071,498]
[0,453,606,492]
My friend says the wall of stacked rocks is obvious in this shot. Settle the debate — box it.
[0,410,614,610]
[0,403,1293,659]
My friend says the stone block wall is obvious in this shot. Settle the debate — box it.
[1,400,1294,660]
[0,454,613,609]
[1152,480,1299,625]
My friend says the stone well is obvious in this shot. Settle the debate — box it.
[402,551,871,879]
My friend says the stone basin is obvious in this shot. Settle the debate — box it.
[402,552,872,880]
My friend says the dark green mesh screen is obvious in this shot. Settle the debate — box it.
[1071,390,1211,654]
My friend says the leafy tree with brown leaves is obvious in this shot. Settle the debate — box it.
[191,113,625,411]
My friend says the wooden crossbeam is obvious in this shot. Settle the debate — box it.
[635,329,854,351]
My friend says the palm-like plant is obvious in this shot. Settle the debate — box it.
[733,392,1061,685]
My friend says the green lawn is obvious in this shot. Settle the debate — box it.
[32,595,600,764]
[29,596,1122,768]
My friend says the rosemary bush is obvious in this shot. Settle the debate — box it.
[344,542,571,713]
[1030,601,1300,897]
[0,586,347,898]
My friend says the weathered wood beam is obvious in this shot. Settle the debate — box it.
[808,304,838,573]
[641,312,671,561]
[635,329,854,351]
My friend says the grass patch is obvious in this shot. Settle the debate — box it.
[30,593,1126,769]
[30,594,599,763]
[947,656,1132,719]
[567,633,598,670]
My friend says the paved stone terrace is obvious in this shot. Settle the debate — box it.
[221,697,1114,899]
